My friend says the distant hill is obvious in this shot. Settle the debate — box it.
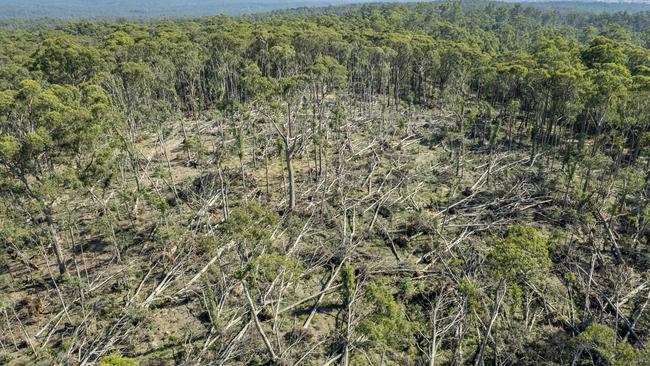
[2,0,389,19]
[0,0,649,19]
[513,0,650,13]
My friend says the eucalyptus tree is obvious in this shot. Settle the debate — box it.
[528,36,586,160]
[0,80,115,275]
[474,225,551,366]
[31,35,104,85]
[269,76,309,212]
[306,56,347,177]
[204,29,248,104]
[580,36,631,192]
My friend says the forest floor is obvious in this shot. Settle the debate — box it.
[0,101,632,365]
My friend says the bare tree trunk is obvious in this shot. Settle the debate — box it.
[218,166,229,222]
[285,141,296,211]
[45,206,66,276]
[474,281,506,366]
[243,283,278,362]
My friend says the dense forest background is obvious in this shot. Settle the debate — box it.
[1,0,650,20]
[1,1,650,365]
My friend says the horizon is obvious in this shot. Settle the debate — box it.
[1,0,650,20]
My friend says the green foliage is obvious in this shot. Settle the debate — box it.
[222,202,278,245]
[242,62,273,100]
[359,283,413,351]
[458,277,481,311]
[487,225,551,284]
[97,353,138,366]
[575,323,650,366]
[341,264,355,305]
[0,135,19,160]
[195,235,219,256]
[32,36,103,84]
[203,277,220,327]
[398,276,416,299]
[582,36,627,68]
[244,253,300,284]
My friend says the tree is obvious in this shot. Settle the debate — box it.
[0,80,114,275]
[269,76,308,211]
[487,225,550,285]
[356,282,414,364]
[31,36,103,85]
[573,323,650,366]
[474,225,551,366]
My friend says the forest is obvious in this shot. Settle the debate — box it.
[1,1,650,365]
[2,0,650,21]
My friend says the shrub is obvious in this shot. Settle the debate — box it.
[97,353,138,366]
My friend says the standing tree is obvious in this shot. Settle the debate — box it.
[474,225,551,366]
[0,80,114,275]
